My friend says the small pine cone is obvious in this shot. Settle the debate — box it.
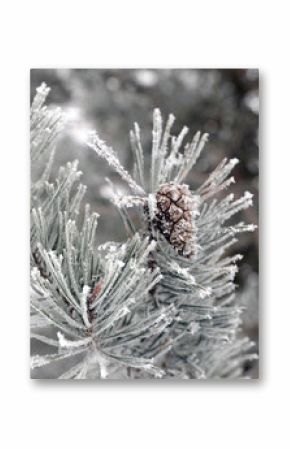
[153,182,199,258]
[32,247,51,281]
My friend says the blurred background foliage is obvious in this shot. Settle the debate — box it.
[31,69,259,376]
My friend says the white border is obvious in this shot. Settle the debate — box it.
[0,1,288,448]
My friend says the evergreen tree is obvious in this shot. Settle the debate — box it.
[31,83,257,379]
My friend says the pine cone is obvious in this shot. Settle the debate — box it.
[153,182,199,258]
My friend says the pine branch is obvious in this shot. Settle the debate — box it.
[30,85,257,379]
[87,108,258,379]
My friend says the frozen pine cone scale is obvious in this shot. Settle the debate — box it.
[153,182,199,258]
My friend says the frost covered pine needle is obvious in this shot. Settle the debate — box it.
[30,88,257,379]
